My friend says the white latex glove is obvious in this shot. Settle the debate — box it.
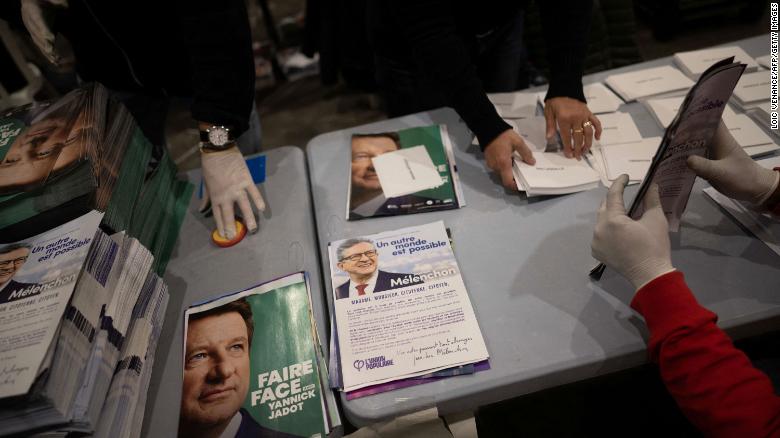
[199,146,265,240]
[591,174,675,290]
[687,120,780,207]
[20,0,68,65]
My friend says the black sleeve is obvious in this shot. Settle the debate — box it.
[176,0,256,136]
[391,1,511,149]
[540,0,593,103]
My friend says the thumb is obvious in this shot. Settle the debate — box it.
[544,106,556,139]
[687,155,720,181]
[639,183,669,231]
[643,183,663,212]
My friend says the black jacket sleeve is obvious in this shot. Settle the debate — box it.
[540,0,593,103]
[390,0,511,149]
[176,0,256,137]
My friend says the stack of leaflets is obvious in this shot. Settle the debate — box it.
[513,151,601,196]
[732,70,770,111]
[347,125,464,220]
[0,83,192,273]
[673,46,758,77]
[180,272,341,437]
[746,103,780,140]
[605,66,694,102]
[0,210,172,437]
[645,96,778,156]
[537,83,624,114]
[327,221,489,397]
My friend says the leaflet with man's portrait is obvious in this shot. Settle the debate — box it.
[327,221,489,392]
[180,272,337,438]
[0,209,103,399]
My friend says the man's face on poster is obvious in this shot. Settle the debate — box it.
[337,241,379,277]
[0,115,82,193]
[0,247,30,287]
[181,311,251,429]
[350,136,399,192]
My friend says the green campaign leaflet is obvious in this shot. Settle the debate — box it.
[181,272,329,438]
[347,124,463,220]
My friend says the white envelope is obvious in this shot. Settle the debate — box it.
[490,92,538,119]
[537,83,623,114]
[595,112,643,146]
[723,113,773,148]
[734,71,770,104]
[673,46,758,76]
[601,137,661,181]
[605,66,694,102]
[371,146,444,198]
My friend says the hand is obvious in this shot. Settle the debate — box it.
[484,128,536,190]
[544,97,602,160]
[591,175,675,290]
[200,145,266,240]
[687,120,779,207]
[20,0,68,65]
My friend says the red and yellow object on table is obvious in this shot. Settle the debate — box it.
[211,220,247,248]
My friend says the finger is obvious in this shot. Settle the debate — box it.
[198,189,210,213]
[643,183,662,211]
[590,114,603,141]
[572,129,584,160]
[237,191,257,233]
[499,160,517,190]
[213,204,226,238]
[686,155,721,181]
[544,106,556,140]
[583,123,593,154]
[559,122,573,158]
[605,174,629,214]
[513,138,536,165]
[221,202,237,240]
[248,184,266,212]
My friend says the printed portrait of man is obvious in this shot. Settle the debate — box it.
[335,238,423,300]
[0,243,36,304]
[180,298,300,438]
[349,133,434,219]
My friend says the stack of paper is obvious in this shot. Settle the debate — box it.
[732,70,770,111]
[673,46,758,77]
[487,91,538,119]
[537,83,624,114]
[327,222,490,396]
[605,66,694,102]
[513,151,601,196]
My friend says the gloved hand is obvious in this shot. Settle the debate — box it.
[199,145,265,240]
[591,175,675,290]
[20,0,68,66]
[687,120,780,207]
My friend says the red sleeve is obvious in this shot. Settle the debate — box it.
[631,271,780,438]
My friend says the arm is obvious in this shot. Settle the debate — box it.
[176,0,255,136]
[632,271,780,437]
[390,0,509,147]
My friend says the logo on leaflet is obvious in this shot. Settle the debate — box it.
[353,355,394,372]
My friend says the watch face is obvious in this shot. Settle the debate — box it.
[208,127,230,146]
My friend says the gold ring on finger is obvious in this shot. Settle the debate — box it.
[582,120,593,129]
[572,128,584,134]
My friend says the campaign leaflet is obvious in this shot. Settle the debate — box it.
[328,221,489,392]
[0,209,103,399]
[180,272,330,438]
[591,57,746,279]
[347,125,463,220]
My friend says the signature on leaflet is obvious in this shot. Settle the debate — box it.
[0,363,30,386]
[397,336,473,365]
